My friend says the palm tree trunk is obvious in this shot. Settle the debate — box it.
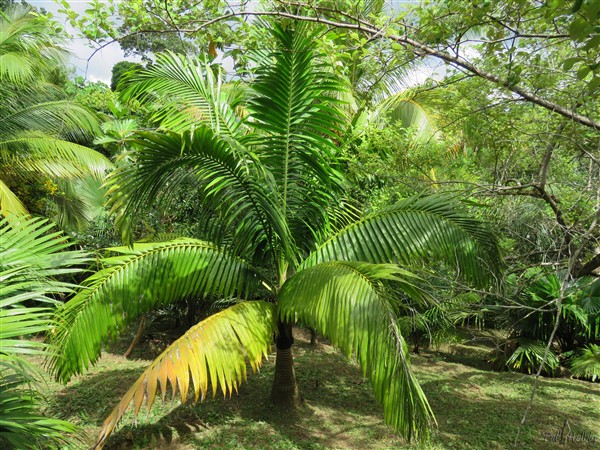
[270,320,301,407]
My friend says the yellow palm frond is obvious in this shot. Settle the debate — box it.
[94,300,275,449]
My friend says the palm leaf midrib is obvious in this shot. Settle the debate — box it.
[194,143,282,263]
[281,51,299,220]
[50,240,262,381]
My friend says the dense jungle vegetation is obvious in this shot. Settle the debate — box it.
[1,0,598,448]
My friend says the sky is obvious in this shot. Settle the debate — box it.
[30,1,141,84]
[27,1,441,87]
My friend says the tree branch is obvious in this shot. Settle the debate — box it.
[181,8,600,130]
[575,252,600,277]
[81,5,600,130]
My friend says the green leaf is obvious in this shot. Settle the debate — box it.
[120,52,246,137]
[569,17,591,41]
[577,65,592,80]
[105,127,290,257]
[583,33,600,50]
[0,215,84,448]
[248,21,348,242]
[587,76,600,92]
[303,195,502,288]
[562,57,582,71]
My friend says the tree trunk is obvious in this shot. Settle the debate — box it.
[270,321,301,407]
[124,314,147,358]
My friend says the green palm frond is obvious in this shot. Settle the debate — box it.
[1,9,110,224]
[0,299,79,449]
[373,89,439,141]
[0,215,84,448]
[505,338,559,375]
[1,133,112,178]
[0,215,85,375]
[0,7,68,85]
[1,280,52,359]
[569,344,600,381]
[578,278,600,315]
[51,176,108,231]
[248,23,347,235]
[0,377,77,450]
[279,261,435,441]
[303,195,502,287]
[106,127,290,258]
[1,100,101,141]
[0,215,90,277]
[93,300,275,450]
[504,270,599,343]
[120,52,246,137]
[48,239,262,382]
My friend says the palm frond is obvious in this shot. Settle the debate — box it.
[279,261,435,441]
[569,344,600,381]
[105,127,290,258]
[0,7,68,85]
[1,133,112,179]
[578,278,600,315]
[303,195,502,287]
[120,52,246,138]
[1,100,101,141]
[0,214,83,448]
[248,22,347,236]
[505,338,559,375]
[48,239,262,382]
[93,300,275,449]
[0,215,90,276]
[50,176,108,231]
[373,89,439,141]
[0,376,77,450]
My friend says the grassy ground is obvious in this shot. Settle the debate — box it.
[37,327,599,449]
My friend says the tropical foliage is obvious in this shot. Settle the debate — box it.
[47,23,501,448]
[490,270,600,376]
[4,1,599,448]
[0,6,111,225]
[0,215,88,448]
[569,344,600,382]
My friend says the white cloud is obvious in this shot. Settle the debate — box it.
[29,0,141,84]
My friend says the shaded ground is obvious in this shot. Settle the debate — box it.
[39,327,599,449]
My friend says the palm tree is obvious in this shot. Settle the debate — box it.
[48,23,501,449]
[0,7,111,222]
[0,215,89,448]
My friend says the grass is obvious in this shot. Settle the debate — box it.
[35,326,599,449]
